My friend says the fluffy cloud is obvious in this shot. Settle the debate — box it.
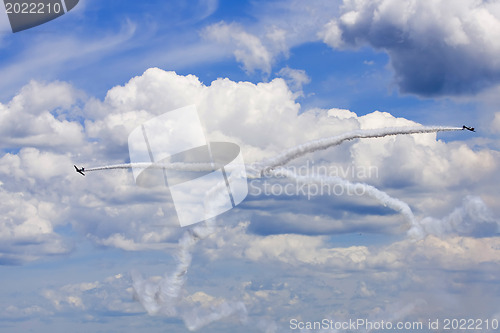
[320,0,500,96]
[0,80,85,149]
[0,187,70,264]
[0,147,76,264]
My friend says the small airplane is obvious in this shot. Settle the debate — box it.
[462,125,475,132]
[74,165,85,176]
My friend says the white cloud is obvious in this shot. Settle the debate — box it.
[0,148,74,182]
[203,22,274,74]
[266,26,288,57]
[277,67,311,92]
[322,19,344,48]
[0,179,71,264]
[319,0,500,95]
[0,80,85,149]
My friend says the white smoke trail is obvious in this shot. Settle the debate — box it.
[131,229,198,316]
[259,126,462,172]
[271,167,420,238]
[132,209,248,331]
[85,162,217,172]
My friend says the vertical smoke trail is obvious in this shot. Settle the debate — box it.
[131,229,199,317]
[132,218,248,330]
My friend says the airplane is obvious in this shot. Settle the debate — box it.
[74,165,85,176]
[462,125,475,132]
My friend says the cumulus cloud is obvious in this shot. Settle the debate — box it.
[320,0,500,96]
[0,80,85,149]
[0,178,71,264]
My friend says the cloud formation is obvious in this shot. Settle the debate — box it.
[1,69,499,331]
[0,80,85,149]
[1,68,498,266]
[320,0,500,96]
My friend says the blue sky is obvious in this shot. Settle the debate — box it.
[1,0,500,332]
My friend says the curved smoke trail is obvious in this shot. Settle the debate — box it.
[259,126,462,172]
[270,167,422,239]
